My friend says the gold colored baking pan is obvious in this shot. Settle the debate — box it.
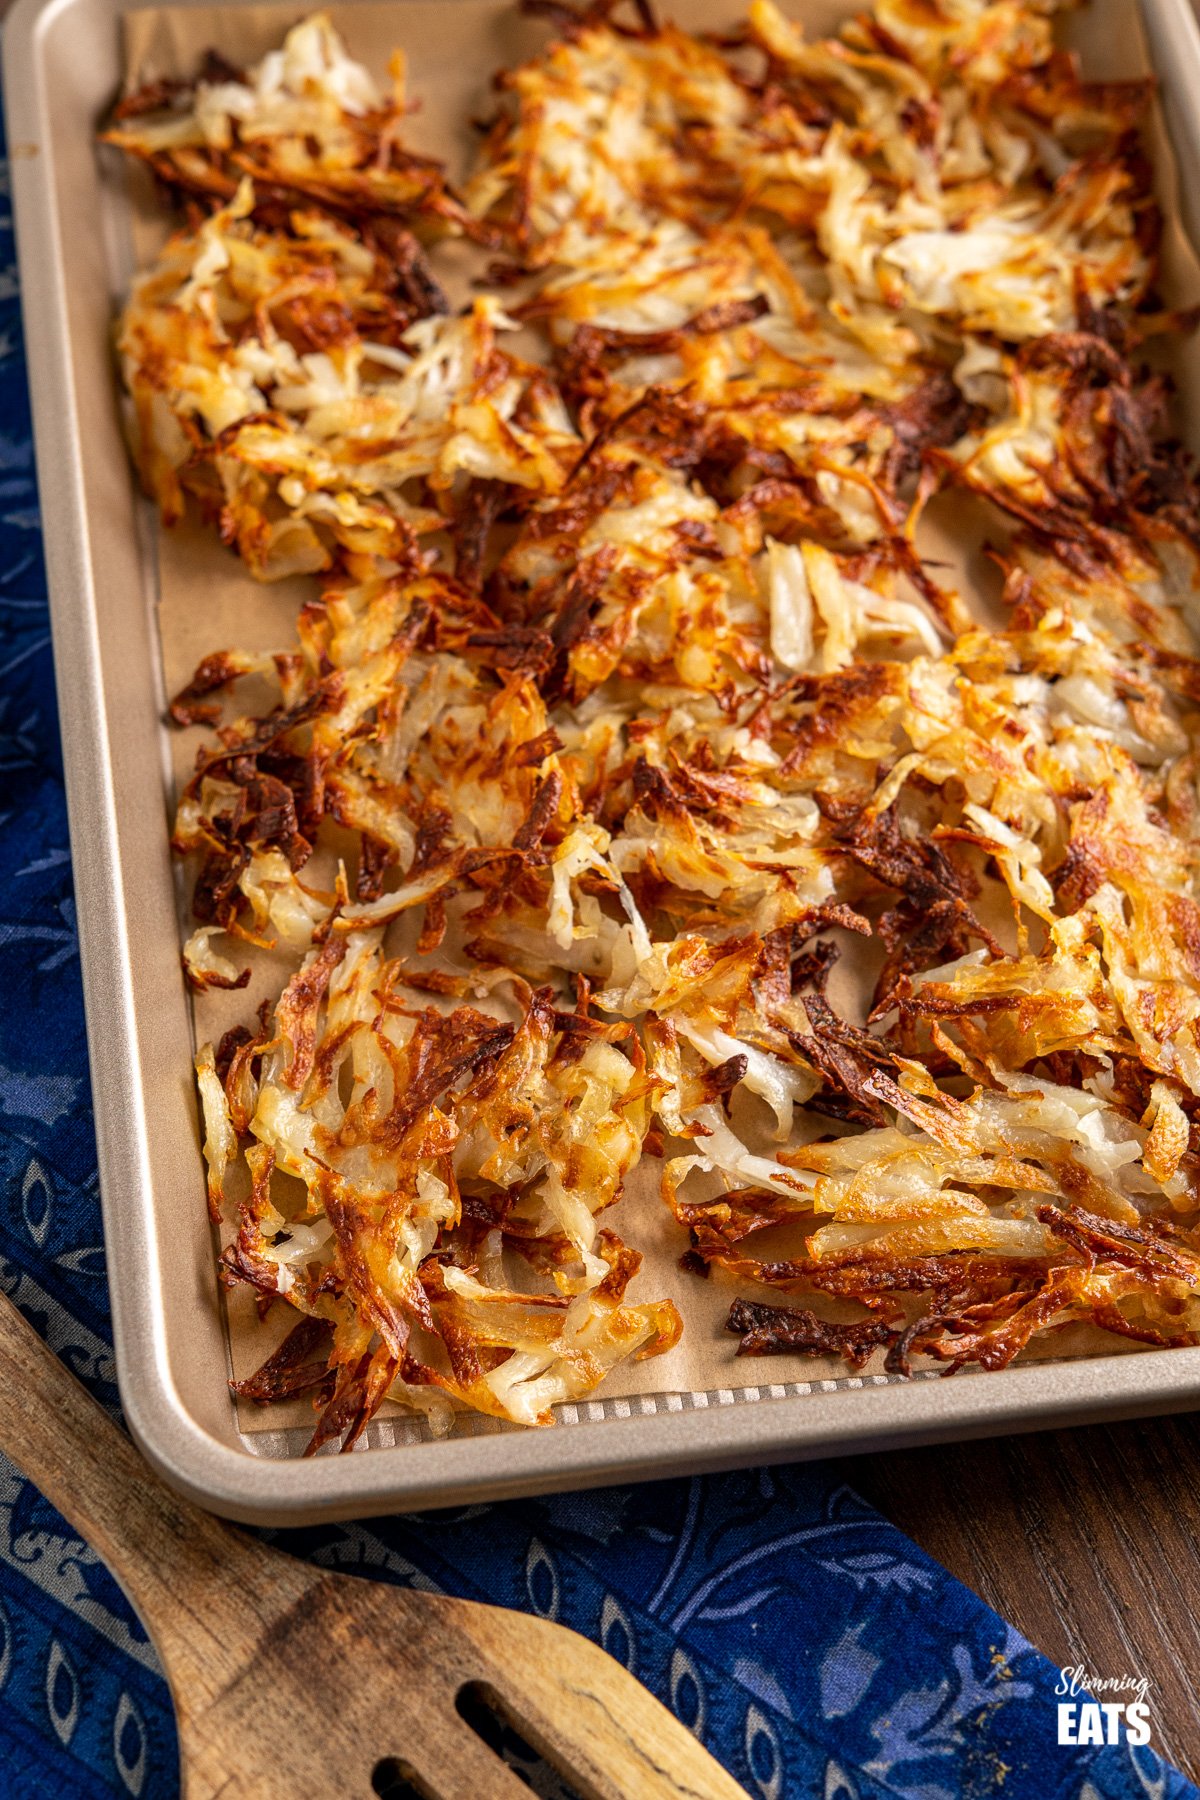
[7,0,1200,1524]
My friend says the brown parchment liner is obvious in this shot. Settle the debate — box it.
[114,0,1200,1441]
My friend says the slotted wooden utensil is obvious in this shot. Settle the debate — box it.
[0,1291,748,1799]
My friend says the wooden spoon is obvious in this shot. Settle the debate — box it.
[0,1291,748,1799]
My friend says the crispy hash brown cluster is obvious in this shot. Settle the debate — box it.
[103,15,471,235]
[108,0,1200,1448]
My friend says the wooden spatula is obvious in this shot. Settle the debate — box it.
[0,1290,748,1799]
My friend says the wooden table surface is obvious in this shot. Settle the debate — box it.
[831,1415,1200,1778]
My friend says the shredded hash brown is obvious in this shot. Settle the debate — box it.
[106,0,1200,1448]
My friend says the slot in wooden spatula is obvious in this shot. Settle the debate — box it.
[0,1291,748,1799]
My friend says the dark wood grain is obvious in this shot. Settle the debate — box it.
[836,1415,1200,1778]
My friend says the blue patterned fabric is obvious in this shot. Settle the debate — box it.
[0,106,1197,1800]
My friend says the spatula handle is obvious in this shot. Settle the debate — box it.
[0,1287,287,1704]
[0,1292,752,1799]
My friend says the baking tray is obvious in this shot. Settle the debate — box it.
[8,0,1200,1526]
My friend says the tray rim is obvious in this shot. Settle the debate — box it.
[8,0,1200,1526]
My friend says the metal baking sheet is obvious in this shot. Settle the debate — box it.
[7,0,1200,1526]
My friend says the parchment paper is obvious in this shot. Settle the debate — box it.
[115,0,1200,1437]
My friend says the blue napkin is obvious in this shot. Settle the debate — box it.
[0,106,1195,1800]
